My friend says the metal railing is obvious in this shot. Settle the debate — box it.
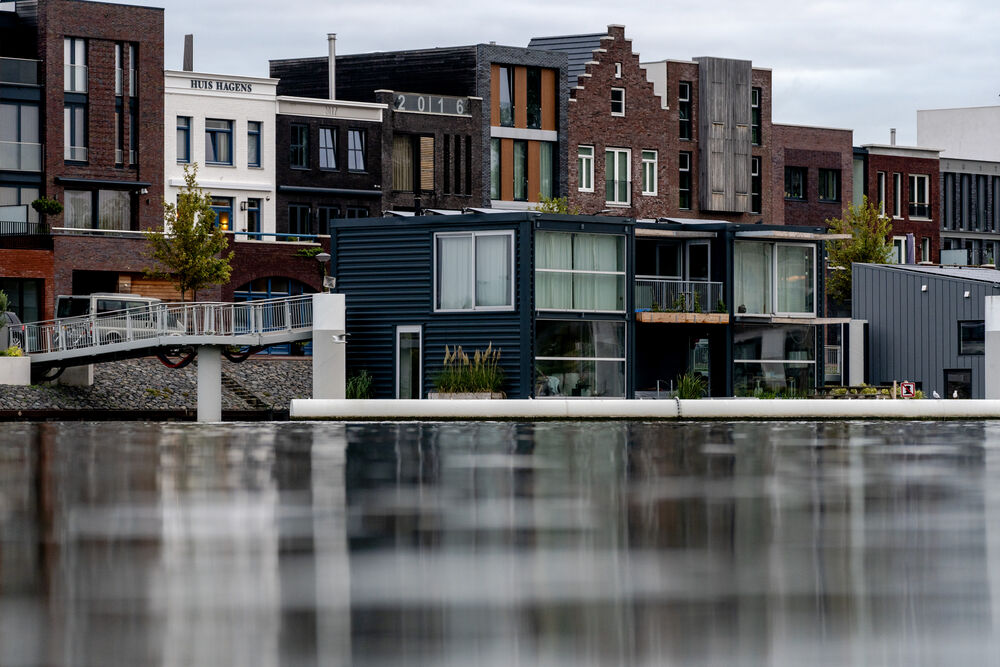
[0,57,39,86]
[0,220,48,236]
[635,277,724,313]
[0,141,42,171]
[12,295,313,356]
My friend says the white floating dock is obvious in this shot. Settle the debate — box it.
[289,398,1000,421]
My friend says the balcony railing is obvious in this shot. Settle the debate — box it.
[909,203,931,218]
[0,141,42,171]
[64,145,87,162]
[0,57,40,86]
[635,277,723,313]
[0,220,48,236]
[64,64,88,92]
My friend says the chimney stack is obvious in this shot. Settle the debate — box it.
[327,33,337,100]
[890,128,896,146]
[183,34,193,71]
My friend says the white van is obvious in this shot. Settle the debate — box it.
[54,293,183,345]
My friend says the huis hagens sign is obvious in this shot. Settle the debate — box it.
[190,79,253,93]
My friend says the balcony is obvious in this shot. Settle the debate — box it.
[64,64,88,93]
[635,277,728,324]
[0,220,52,250]
[0,141,42,171]
[0,57,39,86]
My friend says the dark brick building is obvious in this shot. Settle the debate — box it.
[771,123,854,227]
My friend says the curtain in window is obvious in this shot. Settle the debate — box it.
[536,231,572,309]
[65,190,91,229]
[437,235,473,309]
[734,242,771,314]
[475,235,510,307]
[572,234,622,310]
[776,245,813,313]
[98,190,130,230]
[539,142,553,199]
[392,136,413,192]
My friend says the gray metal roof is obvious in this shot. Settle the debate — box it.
[862,263,1000,284]
[528,33,605,88]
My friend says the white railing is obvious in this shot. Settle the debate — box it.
[12,295,313,356]
[635,277,724,313]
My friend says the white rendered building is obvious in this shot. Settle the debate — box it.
[164,70,277,239]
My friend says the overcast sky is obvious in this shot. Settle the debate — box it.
[144,0,1000,146]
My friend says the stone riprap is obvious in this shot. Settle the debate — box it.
[0,357,312,412]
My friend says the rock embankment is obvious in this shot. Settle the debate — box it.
[0,357,312,412]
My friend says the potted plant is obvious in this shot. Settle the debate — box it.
[31,196,63,232]
[0,291,29,385]
[429,344,505,399]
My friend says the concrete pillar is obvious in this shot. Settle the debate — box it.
[986,297,1000,399]
[197,345,222,422]
[57,364,94,387]
[848,319,867,386]
[312,293,346,399]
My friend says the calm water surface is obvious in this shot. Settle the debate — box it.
[0,420,998,665]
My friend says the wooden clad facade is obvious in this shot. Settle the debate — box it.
[697,57,752,213]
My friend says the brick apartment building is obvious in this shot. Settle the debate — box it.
[770,123,854,227]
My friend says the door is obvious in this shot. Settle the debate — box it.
[397,326,422,399]
[686,242,710,281]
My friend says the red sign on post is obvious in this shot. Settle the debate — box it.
[900,382,916,399]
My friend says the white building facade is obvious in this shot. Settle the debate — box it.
[164,70,277,239]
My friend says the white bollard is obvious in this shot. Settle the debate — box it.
[312,293,346,399]
[197,345,222,422]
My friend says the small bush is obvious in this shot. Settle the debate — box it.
[0,345,23,357]
[346,369,375,399]
[31,196,63,217]
[715,299,727,313]
[435,344,504,394]
[675,371,707,399]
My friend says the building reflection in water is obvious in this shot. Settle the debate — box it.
[0,420,996,665]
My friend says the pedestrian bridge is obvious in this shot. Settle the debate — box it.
[13,295,314,368]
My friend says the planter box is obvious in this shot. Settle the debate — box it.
[428,392,505,399]
[637,311,729,325]
[0,356,30,385]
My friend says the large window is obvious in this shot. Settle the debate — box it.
[784,166,806,200]
[578,145,594,192]
[611,88,625,117]
[605,147,630,205]
[499,66,514,127]
[535,231,626,312]
[526,67,541,129]
[64,37,87,92]
[64,103,87,161]
[751,87,761,145]
[959,320,985,355]
[435,231,513,311]
[0,278,42,323]
[0,185,40,223]
[319,127,336,170]
[678,82,691,139]
[176,116,190,164]
[64,190,131,230]
[733,325,815,396]
[818,169,840,202]
[0,102,40,171]
[679,152,692,210]
[535,320,626,398]
[909,174,930,218]
[205,118,232,165]
[641,150,657,196]
[247,121,261,168]
[290,124,308,169]
[392,135,434,192]
[288,204,310,235]
[347,129,365,171]
[734,242,815,316]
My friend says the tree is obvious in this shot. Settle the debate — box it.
[824,195,893,303]
[146,164,233,302]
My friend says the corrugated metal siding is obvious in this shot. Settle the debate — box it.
[527,34,604,88]
[854,264,998,397]
[334,221,527,398]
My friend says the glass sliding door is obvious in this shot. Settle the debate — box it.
[397,326,422,399]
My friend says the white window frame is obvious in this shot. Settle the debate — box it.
[773,243,817,317]
[395,325,422,399]
[679,151,692,209]
[921,236,931,263]
[433,230,515,313]
[877,171,886,215]
[909,174,931,219]
[892,172,902,218]
[641,150,657,196]
[611,87,625,117]
[614,62,622,78]
[535,231,627,314]
[578,145,594,192]
[891,236,906,264]
[605,147,631,205]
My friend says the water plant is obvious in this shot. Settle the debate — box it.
[435,344,504,394]
[346,369,375,399]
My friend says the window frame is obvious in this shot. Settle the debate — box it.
[605,147,631,206]
[958,320,985,356]
[678,81,692,140]
[534,318,627,398]
[750,156,762,214]
[64,102,87,162]
[921,236,931,263]
[818,168,840,203]
[611,87,625,117]
[535,230,627,314]
[289,123,308,170]
[734,241,816,317]
[247,121,261,168]
[679,151,692,210]
[433,230,516,313]
[909,174,931,219]
[395,325,423,399]
[287,203,311,236]
[891,236,906,264]
[64,37,87,93]
[319,126,337,170]
[892,172,902,218]
[204,118,233,166]
[641,150,657,196]
[578,145,594,193]
[347,128,366,172]
[877,171,886,215]
[751,87,761,145]
[784,166,807,201]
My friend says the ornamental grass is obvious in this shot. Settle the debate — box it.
[435,344,504,394]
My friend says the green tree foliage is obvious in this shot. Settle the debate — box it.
[146,164,233,302]
[825,196,893,302]
[533,196,579,215]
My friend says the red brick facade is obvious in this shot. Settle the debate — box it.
[771,124,854,227]
[2,251,55,319]
[862,150,941,263]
